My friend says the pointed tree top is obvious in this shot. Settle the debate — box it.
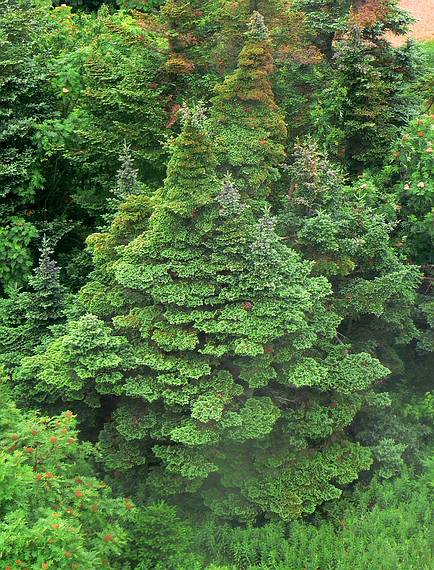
[215,173,247,217]
[114,141,139,201]
[39,234,54,258]
[246,11,269,41]
[28,234,64,306]
[179,101,208,130]
[251,205,279,257]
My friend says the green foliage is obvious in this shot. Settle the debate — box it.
[280,140,420,368]
[311,20,421,171]
[0,237,67,372]
[0,0,55,291]
[23,106,394,523]
[123,502,199,569]
[0,219,38,293]
[1,0,432,564]
[197,460,434,569]
[211,12,287,203]
[37,5,168,216]
[382,114,433,264]
[0,380,200,569]
[0,382,129,568]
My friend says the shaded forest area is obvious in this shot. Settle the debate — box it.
[0,0,433,568]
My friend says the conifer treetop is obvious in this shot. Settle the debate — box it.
[246,11,269,40]
[114,142,140,201]
[178,101,208,129]
[211,11,286,201]
[160,102,218,217]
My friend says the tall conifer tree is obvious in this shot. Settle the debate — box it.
[211,12,287,203]
[280,140,421,373]
[311,1,420,171]
[214,0,292,68]
[0,236,67,372]
[19,106,391,521]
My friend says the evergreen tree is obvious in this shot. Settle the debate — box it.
[161,0,202,75]
[280,140,421,374]
[211,12,287,203]
[311,3,421,172]
[290,0,351,58]
[105,143,143,222]
[21,106,391,522]
[0,236,67,372]
[292,0,412,59]
[214,0,291,69]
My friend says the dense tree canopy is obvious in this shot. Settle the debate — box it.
[0,0,432,567]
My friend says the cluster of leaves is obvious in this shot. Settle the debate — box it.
[0,379,200,569]
[0,0,55,292]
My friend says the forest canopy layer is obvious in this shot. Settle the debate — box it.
[0,0,432,568]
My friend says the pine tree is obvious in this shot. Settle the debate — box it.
[20,106,392,522]
[26,235,67,326]
[214,0,291,69]
[105,143,143,222]
[211,12,287,204]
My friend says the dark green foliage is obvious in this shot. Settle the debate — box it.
[379,113,433,381]
[280,140,420,369]
[0,0,55,291]
[313,30,421,171]
[123,502,198,569]
[382,114,433,264]
[292,0,412,58]
[302,0,421,172]
[37,5,168,216]
[0,237,67,371]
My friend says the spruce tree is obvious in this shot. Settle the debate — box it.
[280,140,421,373]
[211,12,287,203]
[161,0,209,75]
[311,3,420,172]
[21,106,392,522]
[0,236,67,372]
[214,0,291,68]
